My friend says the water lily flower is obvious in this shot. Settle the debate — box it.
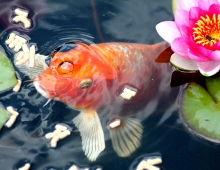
[156,0,220,76]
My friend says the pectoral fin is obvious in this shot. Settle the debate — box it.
[73,111,105,161]
[108,117,143,157]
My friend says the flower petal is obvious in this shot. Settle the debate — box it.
[171,37,189,58]
[178,25,191,43]
[188,49,210,62]
[198,0,219,11]
[179,0,198,11]
[209,4,220,13]
[156,21,181,43]
[209,51,220,60]
[189,7,207,21]
[174,10,190,29]
[188,7,208,28]
[170,53,198,71]
[197,61,220,76]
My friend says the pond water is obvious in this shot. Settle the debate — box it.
[0,0,220,170]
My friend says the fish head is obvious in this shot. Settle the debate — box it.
[35,42,117,110]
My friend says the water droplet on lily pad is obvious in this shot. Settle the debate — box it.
[181,75,220,143]
[0,48,17,91]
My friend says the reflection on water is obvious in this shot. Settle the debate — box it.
[0,0,219,170]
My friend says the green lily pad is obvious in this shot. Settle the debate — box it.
[0,49,17,91]
[172,0,180,14]
[181,76,220,143]
[0,108,10,129]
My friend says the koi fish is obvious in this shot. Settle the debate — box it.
[31,42,169,161]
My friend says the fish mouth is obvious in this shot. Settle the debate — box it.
[33,78,50,99]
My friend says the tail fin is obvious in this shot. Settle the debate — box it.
[108,117,143,157]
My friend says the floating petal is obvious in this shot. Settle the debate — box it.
[170,53,198,71]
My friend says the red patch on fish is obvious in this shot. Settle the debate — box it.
[37,42,169,111]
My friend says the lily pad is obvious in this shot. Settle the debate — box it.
[0,108,10,129]
[181,76,220,143]
[171,0,180,14]
[0,49,17,91]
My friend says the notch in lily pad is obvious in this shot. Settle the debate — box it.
[181,74,220,143]
[0,46,17,92]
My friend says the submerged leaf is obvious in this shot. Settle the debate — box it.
[0,50,17,91]
[170,70,203,87]
[181,76,220,143]
[0,108,10,129]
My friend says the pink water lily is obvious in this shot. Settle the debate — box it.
[156,0,220,76]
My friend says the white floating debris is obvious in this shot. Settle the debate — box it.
[6,106,19,116]
[29,56,35,68]
[108,119,121,129]
[15,52,30,65]
[8,38,19,48]
[136,157,162,170]
[14,41,23,52]
[120,86,137,100]
[144,163,160,170]
[5,115,17,128]
[29,45,35,58]
[15,51,24,60]
[14,8,29,18]
[28,45,36,68]
[5,106,19,128]
[15,35,27,44]
[45,129,62,139]
[55,124,68,131]
[18,163,31,170]
[57,130,71,139]
[45,124,70,147]
[123,87,137,97]
[12,15,31,28]
[68,165,78,170]
[5,33,16,44]
[136,160,148,170]
[120,92,132,100]
[22,43,29,53]
[50,135,59,148]
[12,79,22,92]
[146,158,162,165]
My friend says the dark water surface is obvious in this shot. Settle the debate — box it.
[0,0,220,170]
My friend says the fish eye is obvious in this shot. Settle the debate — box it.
[58,61,74,74]
[79,79,92,89]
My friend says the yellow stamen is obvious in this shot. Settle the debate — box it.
[193,14,220,47]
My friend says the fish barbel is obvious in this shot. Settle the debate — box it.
[33,42,169,161]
